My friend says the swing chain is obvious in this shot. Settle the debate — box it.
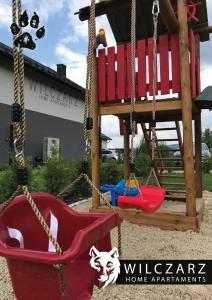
[152,0,160,18]
[145,0,161,188]
[129,0,137,165]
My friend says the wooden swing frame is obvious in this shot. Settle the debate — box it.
[82,0,208,231]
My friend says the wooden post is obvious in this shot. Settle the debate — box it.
[90,22,100,209]
[124,121,130,180]
[178,0,196,217]
[194,111,202,198]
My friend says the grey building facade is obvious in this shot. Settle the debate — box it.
[0,42,85,164]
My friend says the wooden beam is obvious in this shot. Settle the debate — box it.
[123,121,130,180]
[178,0,196,217]
[159,0,179,33]
[91,21,100,209]
[90,206,198,231]
[195,26,212,35]
[99,99,182,115]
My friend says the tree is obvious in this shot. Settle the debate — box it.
[202,128,212,150]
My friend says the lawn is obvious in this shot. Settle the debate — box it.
[139,173,212,192]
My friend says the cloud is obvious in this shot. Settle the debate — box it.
[0,1,11,28]
[55,44,87,86]
[0,0,65,29]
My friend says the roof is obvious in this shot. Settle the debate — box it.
[101,133,112,141]
[0,42,85,96]
[77,0,209,42]
[195,86,212,110]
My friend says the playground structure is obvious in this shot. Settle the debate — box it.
[77,0,212,231]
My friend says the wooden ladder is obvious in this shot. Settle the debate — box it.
[141,121,186,201]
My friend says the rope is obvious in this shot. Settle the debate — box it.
[0,186,22,214]
[58,172,122,257]
[10,5,66,294]
[83,0,96,159]
[57,173,84,199]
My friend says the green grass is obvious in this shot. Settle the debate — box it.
[139,173,212,192]
[202,174,212,191]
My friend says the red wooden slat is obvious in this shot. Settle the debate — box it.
[98,49,106,103]
[107,47,116,101]
[148,37,158,96]
[189,29,196,99]
[127,43,132,99]
[117,44,126,100]
[159,35,170,95]
[171,33,181,93]
[137,39,147,97]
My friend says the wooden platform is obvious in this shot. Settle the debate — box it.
[99,99,199,122]
[90,198,205,232]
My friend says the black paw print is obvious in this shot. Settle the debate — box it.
[10,10,45,50]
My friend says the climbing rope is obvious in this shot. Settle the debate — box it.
[83,0,96,159]
[145,0,161,187]
[9,0,66,295]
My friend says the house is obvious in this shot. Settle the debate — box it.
[0,42,85,164]
[100,133,111,149]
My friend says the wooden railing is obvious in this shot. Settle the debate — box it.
[98,30,200,104]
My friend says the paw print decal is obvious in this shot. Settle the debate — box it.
[10,10,45,50]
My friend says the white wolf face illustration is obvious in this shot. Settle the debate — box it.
[89,246,120,288]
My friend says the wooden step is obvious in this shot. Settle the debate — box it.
[155,148,180,152]
[165,194,186,202]
[155,139,179,142]
[155,158,183,161]
[162,167,184,170]
[158,175,185,178]
[144,127,177,131]
[162,182,186,186]
[166,189,186,194]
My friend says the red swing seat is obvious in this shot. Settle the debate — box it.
[0,193,122,300]
[118,186,166,213]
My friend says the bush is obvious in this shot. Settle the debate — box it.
[0,168,17,203]
[135,152,151,177]
[202,157,212,174]
[0,154,33,203]
[29,166,47,192]
[100,161,124,185]
[42,157,70,195]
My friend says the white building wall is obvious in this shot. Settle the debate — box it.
[0,64,84,123]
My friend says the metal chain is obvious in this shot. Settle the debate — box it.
[145,0,161,187]
[151,0,159,161]
[130,0,136,164]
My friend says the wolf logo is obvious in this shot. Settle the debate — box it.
[89,246,120,288]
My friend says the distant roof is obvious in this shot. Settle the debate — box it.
[77,0,209,42]
[0,42,85,96]
[101,133,112,141]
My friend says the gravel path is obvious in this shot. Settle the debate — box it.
[0,191,212,300]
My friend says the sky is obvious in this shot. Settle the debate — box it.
[0,0,212,148]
